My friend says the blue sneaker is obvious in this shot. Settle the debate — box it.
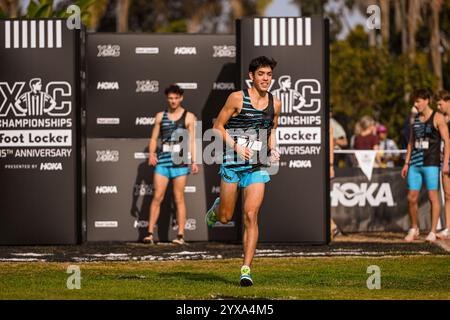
[240,265,253,287]
[205,197,220,228]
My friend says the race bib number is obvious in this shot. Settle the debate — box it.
[414,139,429,150]
[162,143,181,153]
[237,136,262,151]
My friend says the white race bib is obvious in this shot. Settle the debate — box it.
[162,143,181,153]
[414,139,429,150]
[237,136,262,151]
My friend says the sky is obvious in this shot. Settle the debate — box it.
[265,0,300,17]
[266,0,367,39]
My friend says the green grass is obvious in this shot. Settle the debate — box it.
[0,256,449,299]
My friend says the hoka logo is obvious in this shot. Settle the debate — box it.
[135,117,155,125]
[289,160,312,168]
[95,186,118,194]
[174,47,197,55]
[40,162,62,170]
[331,183,394,207]
[97,82,119,90]
[134,220,148,228]
[213,82,235,90]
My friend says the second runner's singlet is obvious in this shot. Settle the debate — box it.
[157,109,188,168]
[410,110,441,167]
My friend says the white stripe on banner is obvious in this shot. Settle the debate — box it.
[262,18,269,46]
[279,18,286,46]
[22,21,28,48]
[296,18,303,45]
[30,20,36,48]
[47,20,53,48]
[56,20,62,48]
[271,18,277,46]
[288,18,294,46]
[305,17,311,45]
[254,18,260,46]
[13,21,19,48]
[5,21,11,48]
[4,20,62,49]
[252,17,312,47]
[39,20,45,48]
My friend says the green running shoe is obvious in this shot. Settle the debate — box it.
[205,197,220,228]
[240,265,253,287]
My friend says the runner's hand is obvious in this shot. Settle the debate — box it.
[443,163,449,175]
[330,166,335,179]
[191,163,199,174]
[235,144,253,161]
[149,153,158,166]
[401,164,409,179]
[269,149,280,163]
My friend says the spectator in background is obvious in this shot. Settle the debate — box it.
[349,121,361,149]
[354,116,379,150]
[329,125,342,239]
[330,113,348,150]
[377,124,399,168]
[330,111,349,168]
[353,116,381,167]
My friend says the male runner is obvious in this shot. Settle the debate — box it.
[205,56,281,286]
[401,89,449,242]
[144,84,199,245]
[436,90,450,239]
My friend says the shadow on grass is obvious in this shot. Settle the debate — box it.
[157,271,237,286]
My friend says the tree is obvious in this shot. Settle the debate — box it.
[407,0,421,60]
[379,0,389,45]
[331,26,437,143]
[430,0,443,89]
[0,0,19,18]
[116,0,131,32]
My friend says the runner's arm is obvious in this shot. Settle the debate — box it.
[401,128,414,178]
[437,114,450,173]
[213,91,241,149]
[269,97,281,151]
[186,112,197,164]
[149,112,163,156]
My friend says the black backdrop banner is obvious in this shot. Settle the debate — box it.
[0,21,330,244]
[86,34,237,138]
[237,17,330,243]
[331,168,433,232]
[85,34,239,242]
[0,19,80,244]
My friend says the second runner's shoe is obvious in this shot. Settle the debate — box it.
[437,228,450,240]
[404,228,419,242]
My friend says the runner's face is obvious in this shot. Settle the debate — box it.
[437,99,450,115]
[166,93,183,110]
[250,66,272,92]
[414,98,429,113]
